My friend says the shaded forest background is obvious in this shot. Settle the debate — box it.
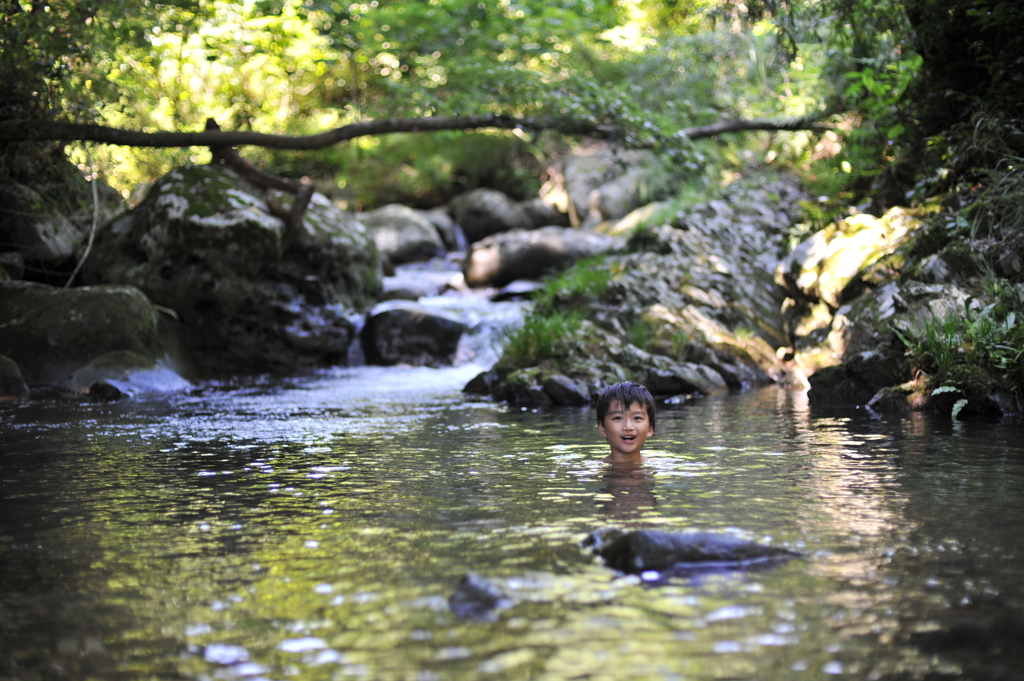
[3,0,1020,220]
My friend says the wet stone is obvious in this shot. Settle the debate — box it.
[448,573,512,621]
[542,373,591,406]
[584,528,800,574]
[362,305,467,367]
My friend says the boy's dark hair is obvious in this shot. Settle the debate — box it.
[596,381,656,432]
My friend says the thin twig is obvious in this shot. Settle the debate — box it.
[65,145,100,288]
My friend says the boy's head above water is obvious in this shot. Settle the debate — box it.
[596,381,656,463]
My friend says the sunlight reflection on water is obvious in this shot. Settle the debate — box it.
[2,373,1024,680]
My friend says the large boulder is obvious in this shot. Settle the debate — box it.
[588,165,671,228]
[0,183,82,266]
[0,281,193,393]
[81,164,381,375]
[0,353,29,397]
[449,188,533,244]
[361,303,467,367]
[562,149,670,228]
[806,350,908,406]
[776,207,922,340]
[359,204,445,264]
[415,208,463,251]
[463,226,624,288]
[0,178,125,274]
[518,197,569,229]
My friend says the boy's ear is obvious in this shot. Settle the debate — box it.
[597,421,607,437]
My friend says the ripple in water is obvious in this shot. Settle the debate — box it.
[2,373,1024,680]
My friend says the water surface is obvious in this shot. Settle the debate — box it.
[3,368,1023,680]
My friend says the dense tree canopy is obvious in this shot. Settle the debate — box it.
[1,0,1021,210]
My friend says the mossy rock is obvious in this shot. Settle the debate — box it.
[0,281,191,388]
[0,353,29,397]
[496,367,554,407]
[82,164,382,375]
[133,165,286,277]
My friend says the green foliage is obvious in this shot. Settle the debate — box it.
[895,295,1024,398]
[498,308,584,369]
[895,312,961,378]
[266,129,545,209]
[959,158,1024,244]
[497,257,613,368]
[627,317,659,352]
[4,0,845,200]
[533,258,612,315]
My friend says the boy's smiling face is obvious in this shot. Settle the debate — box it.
[598,400,654,462]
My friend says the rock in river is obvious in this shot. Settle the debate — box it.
[584,528,800,574]
[81,164,381,375]
[359,203,446,265]
[361,302,467,367]
[0,353,29,397]
[449,187,533,244]
[448,573,512,621]
[463,226,624,288]
[0,280,194,393]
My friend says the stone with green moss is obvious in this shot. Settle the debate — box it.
[0,281,191,389]
[82,164,382,375]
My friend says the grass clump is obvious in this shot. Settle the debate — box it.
[497,258,613,370]
[895,288,1024,414]
[533,258,612,314]
[627,317,660,353]
[498,308,585,369]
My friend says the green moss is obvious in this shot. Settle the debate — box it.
[497,308,584,371]
[533,257,612,314]
[627,317,660,353]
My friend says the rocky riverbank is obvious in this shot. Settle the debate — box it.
[2,144,1022,417]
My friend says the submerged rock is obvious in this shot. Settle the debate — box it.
[448,573,513,621]
[584,528,800,574]
[63,350,192,397]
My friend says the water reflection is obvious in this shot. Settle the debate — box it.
[597,462,658,521]
[2,378,1024,680]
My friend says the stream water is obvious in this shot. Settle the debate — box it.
[3,363,1024,680]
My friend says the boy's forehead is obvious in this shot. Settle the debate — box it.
[606,400,647,413]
